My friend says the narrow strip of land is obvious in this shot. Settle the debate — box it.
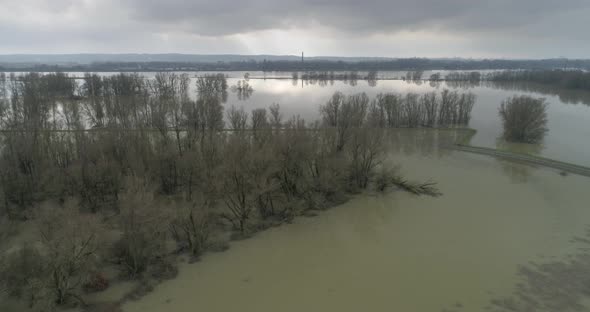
[447,144,590,178]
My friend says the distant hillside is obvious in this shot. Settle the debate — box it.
[0,54,588,72]
[0,54,403,65]
[0,54,297,64]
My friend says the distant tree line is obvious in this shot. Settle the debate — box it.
[1,58,588,72]
[486,70,590,91]
[444,71,482,82]
[293,71,370,86]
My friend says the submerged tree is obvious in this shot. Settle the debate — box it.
[226,105,248,131]
[499,95,548,143]
[0,205,104,308]
[169,200,212,257]
[347,128,384,190]
[232,80,254,100]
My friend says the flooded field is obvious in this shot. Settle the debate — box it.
[2,71,590,312]
[122,130,590,312]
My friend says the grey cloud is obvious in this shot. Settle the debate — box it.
[0,0,589,57]
[123,0,589,36]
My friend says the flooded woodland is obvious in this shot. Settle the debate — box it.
[1,71,590,312]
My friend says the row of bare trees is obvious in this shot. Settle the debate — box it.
[322,90,476,136]
[294,71,373,86]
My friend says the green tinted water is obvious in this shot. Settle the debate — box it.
[123,130,590,312]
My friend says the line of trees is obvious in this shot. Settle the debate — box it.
[3,58,588,72]
[345,90,476,130]
[444,71,482,82]
[295,71,363,86]
[486,70,590,92]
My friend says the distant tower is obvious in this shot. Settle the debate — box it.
[302,52,304,63]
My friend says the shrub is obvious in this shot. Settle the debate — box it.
[82,272,109,293]
[169,201,212,257]
[0,244,45,305]
[35,205,103,306]
[1,205,104,309]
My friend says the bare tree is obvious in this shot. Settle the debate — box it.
[80,73,106,128]
[421,92,438,127]
[170,200,212,257]
[320,92,344,127]
[439,89,459,127]
[367,70,378,87]
[35,205,104,306]
[457,92,476,125]
[379,93,402,128]
[367,98,386,128]
[334,93,369,151]
[226,105,248,131]
[347,128,384,190]
[115,186,171,278]
[499,95,548,143]
[251,108,269,130]
[404,93,423,128]
[221,137,256,233]
[232,80,254,100]
[269,103,283,129]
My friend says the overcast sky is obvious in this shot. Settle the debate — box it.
[1,0,589,58]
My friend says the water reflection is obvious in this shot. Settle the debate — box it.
[495,138,545,183]
[498,160,534,184]
[429,80,442,89]
[264,75,590,106]
[385,129,470,158]
[486,81,590,106]
[445,79,481,89]
[393,78,590,106]
[436,80,590,106]
[289,71,384,88]
[231,80,254,100]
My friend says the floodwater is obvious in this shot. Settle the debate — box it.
[123,130,590,312]
[6,71,590,311]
